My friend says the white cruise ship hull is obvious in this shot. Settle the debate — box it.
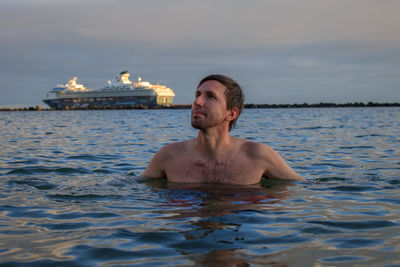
[43,72,175,109]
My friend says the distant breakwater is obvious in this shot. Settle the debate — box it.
[1,102,399,111]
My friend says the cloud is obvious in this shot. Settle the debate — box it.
[3,0,400,47]
[0,0,399,106]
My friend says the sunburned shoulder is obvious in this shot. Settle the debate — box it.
[240,140,306,181]
[156,139,195,159]
[142,139,195,179]
[240,140,275,159]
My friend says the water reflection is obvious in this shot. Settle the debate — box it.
[167,181,289,214]
[1,108,399,266]
[142,179,294,266]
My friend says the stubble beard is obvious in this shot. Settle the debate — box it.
[191,111,223,131]
[191,108,209,130]
[191,105,228,131]
[191,115,206,130]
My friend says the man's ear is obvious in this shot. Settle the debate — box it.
[226,108,239,121]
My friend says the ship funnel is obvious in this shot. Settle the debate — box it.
[117,71,132,84]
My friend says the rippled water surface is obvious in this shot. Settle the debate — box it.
[0,108,399,266]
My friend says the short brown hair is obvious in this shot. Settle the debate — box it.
[197,74,245,131]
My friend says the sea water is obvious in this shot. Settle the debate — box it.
[0,108,399,266]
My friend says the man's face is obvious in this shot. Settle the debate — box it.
[191,80,230,130]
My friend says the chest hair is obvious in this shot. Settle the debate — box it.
[188,158,246,184]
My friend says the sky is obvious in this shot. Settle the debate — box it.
[1,0,400,107]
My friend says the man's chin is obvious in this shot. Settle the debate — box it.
[191,122,201,130]
[191,120,205,130]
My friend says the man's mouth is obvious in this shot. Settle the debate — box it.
[192,109,206,117]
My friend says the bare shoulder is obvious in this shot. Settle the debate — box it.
[143,139,194,179]
[240,140,276,160]
[240,140,305,181]
[232,137,279,164]
[154,139,194,160]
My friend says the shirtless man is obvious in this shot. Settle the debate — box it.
[143,74,305,185]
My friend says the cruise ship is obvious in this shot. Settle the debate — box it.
[43,71,175,109]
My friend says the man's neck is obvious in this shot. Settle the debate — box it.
[195,127,232,159]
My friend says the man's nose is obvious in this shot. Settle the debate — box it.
[193,95,203,106]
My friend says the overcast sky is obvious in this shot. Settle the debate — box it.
[1,0,399,107]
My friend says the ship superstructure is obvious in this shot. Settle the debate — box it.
[43,71,175,109]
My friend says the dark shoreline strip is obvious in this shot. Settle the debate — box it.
[1,102,399,111]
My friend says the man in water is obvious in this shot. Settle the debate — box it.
[143,74,305,184]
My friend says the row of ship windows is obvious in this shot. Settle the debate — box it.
[102,87,132,91]
[158,97,173,104]
[61,98,114,102]
[61,97,152,103]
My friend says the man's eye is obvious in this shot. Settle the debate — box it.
[208,94,216,99]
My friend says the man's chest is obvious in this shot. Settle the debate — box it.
[165,157,263,185]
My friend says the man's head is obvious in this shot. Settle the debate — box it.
[192,74,245,131]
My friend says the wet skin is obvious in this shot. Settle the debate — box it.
[143,80,305,184]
